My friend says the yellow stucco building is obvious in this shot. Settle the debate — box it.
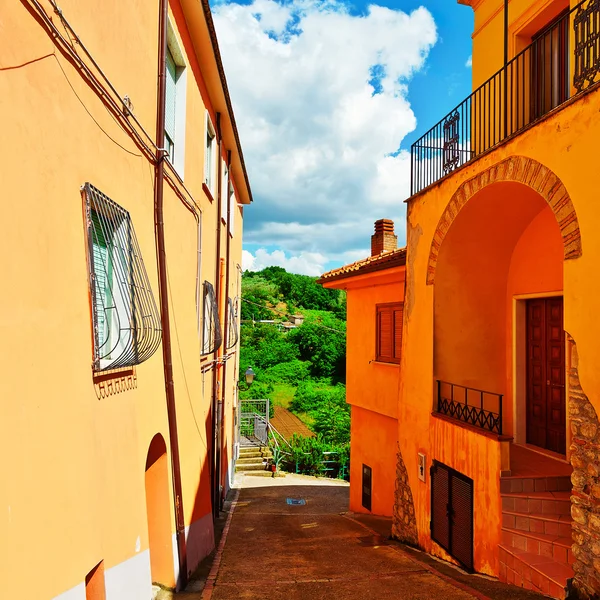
[391,0,600,598]
[1,1,250,598]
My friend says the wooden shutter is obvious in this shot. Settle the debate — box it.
[393,304,403,361]
[376,303,403,364]
[430,461,473,571]
[165,49,177,150]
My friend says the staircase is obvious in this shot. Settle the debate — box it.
[499,473,574,598]
[235,445,273,476]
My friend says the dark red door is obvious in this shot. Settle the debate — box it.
[526,297,566,454]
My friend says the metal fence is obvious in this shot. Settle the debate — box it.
[240,399,270,445]
[411,0,600,195]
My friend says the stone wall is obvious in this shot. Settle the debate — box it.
[391,444,419,546]
[569,334,600,599]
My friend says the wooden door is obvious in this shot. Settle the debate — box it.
[526,297,566,454]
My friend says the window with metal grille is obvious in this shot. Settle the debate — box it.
[201,281,222,355]
[376,302,403,364]
[430,461,474,571]
[226,297,238,350]
[84,183,161,371]
[362,464,372,511]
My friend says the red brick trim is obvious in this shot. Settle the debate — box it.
[426,156,582,285]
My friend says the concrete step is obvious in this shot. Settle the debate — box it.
[501,527,573,565]
[239,448,271,458]
[244,471,285,478]
[237,456,271,465]
[235,462,269,472]
[502,510,572,539]
[500,491,571,516]
[500,476,571,494]
[499,544,573,599]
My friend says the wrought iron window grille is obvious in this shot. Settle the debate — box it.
[411,0,600,195]
[226,297,238,350]
[436,380,503,435]
[83,183,161,372]
[201,281,222,355]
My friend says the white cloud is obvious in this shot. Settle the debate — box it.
[465,55,472,68]
[213,0,437,266]
[243,248,328,276]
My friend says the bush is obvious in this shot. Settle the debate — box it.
[282,434,349,479]
[262,359,310,386]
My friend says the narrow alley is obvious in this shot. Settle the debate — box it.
[174,475,552,600]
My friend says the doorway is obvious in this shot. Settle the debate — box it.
[526,297,566,454]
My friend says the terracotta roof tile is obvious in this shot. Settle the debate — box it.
[317,247,406,283]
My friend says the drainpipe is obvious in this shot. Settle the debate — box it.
[155,0,187,587]
[503,0,509,138]
[211,113,224,519]
[217,150,233,508]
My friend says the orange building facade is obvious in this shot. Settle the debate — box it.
[1,1,250,598]
[396,0,600,598]
[320,220,405,517]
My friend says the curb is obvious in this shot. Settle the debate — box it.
[200,488,240,600]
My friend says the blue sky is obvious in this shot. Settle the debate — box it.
[212,0,474,275]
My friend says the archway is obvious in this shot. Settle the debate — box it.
[427,155,581,286]
[145,434,175,587]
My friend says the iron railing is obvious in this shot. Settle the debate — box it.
[239,399,270,445]
[436,380,503,435]
[411,0,600,195]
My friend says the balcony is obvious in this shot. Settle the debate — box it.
[410,0,600,195]
[436,380,503,435]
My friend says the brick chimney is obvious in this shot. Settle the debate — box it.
[371,219,397,256]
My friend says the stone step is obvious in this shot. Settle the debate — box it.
[501,527,573,565]
[499,544,573,599]
[244,470,285,478]
[500,476,571,494]
[502,510,572,539]
[237,456,271,465]
[501,491,571,516]
[235,462,269,472]
[239,448,271,457]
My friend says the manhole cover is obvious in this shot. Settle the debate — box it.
[357,534,389,547]
[286,498,306,505]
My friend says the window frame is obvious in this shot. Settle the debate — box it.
[205,112,216,193]
[375,302,403,364]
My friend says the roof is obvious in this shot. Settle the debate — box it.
[317,247,407,284]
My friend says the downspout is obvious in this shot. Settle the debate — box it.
[503,0,509,138]
[211,113,224,519]
[217,150,233,507]
[155,0,188,587]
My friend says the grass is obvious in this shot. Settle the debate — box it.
[270,382,296,408]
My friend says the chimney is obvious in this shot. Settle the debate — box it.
[371,219,397,256]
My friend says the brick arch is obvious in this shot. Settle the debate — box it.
[426,156,582,285]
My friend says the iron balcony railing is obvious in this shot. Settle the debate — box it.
[436,380,503,435]
[411,0,600,195]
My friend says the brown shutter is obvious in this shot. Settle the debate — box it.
[378,308,393,361]
[450,472,474,571]
[431,461,474,571]
[431,462,450,551]
[393,304,404,361]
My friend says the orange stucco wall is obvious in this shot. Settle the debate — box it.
[0,1,246,597]
[324,266,405,517]
[400,0,597,578]
[350,406,398,516]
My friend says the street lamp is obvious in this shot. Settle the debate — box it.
[245,367,255,386]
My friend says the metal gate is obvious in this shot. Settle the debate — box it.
[239,399,269,445]
[430,461,474,571]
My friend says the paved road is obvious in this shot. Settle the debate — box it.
[195,473,543,600]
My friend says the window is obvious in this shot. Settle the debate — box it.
[221,163,229,222]
[376,302,403,364]
[84,183,161,371]
[205,114,216,192]
[164,23,187,176]
[228,182,236,237]
[226,297,238,350]
[164,48,177,163]
[201,281,222,355]
[530,10,569,120]
[362,464,372,512]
